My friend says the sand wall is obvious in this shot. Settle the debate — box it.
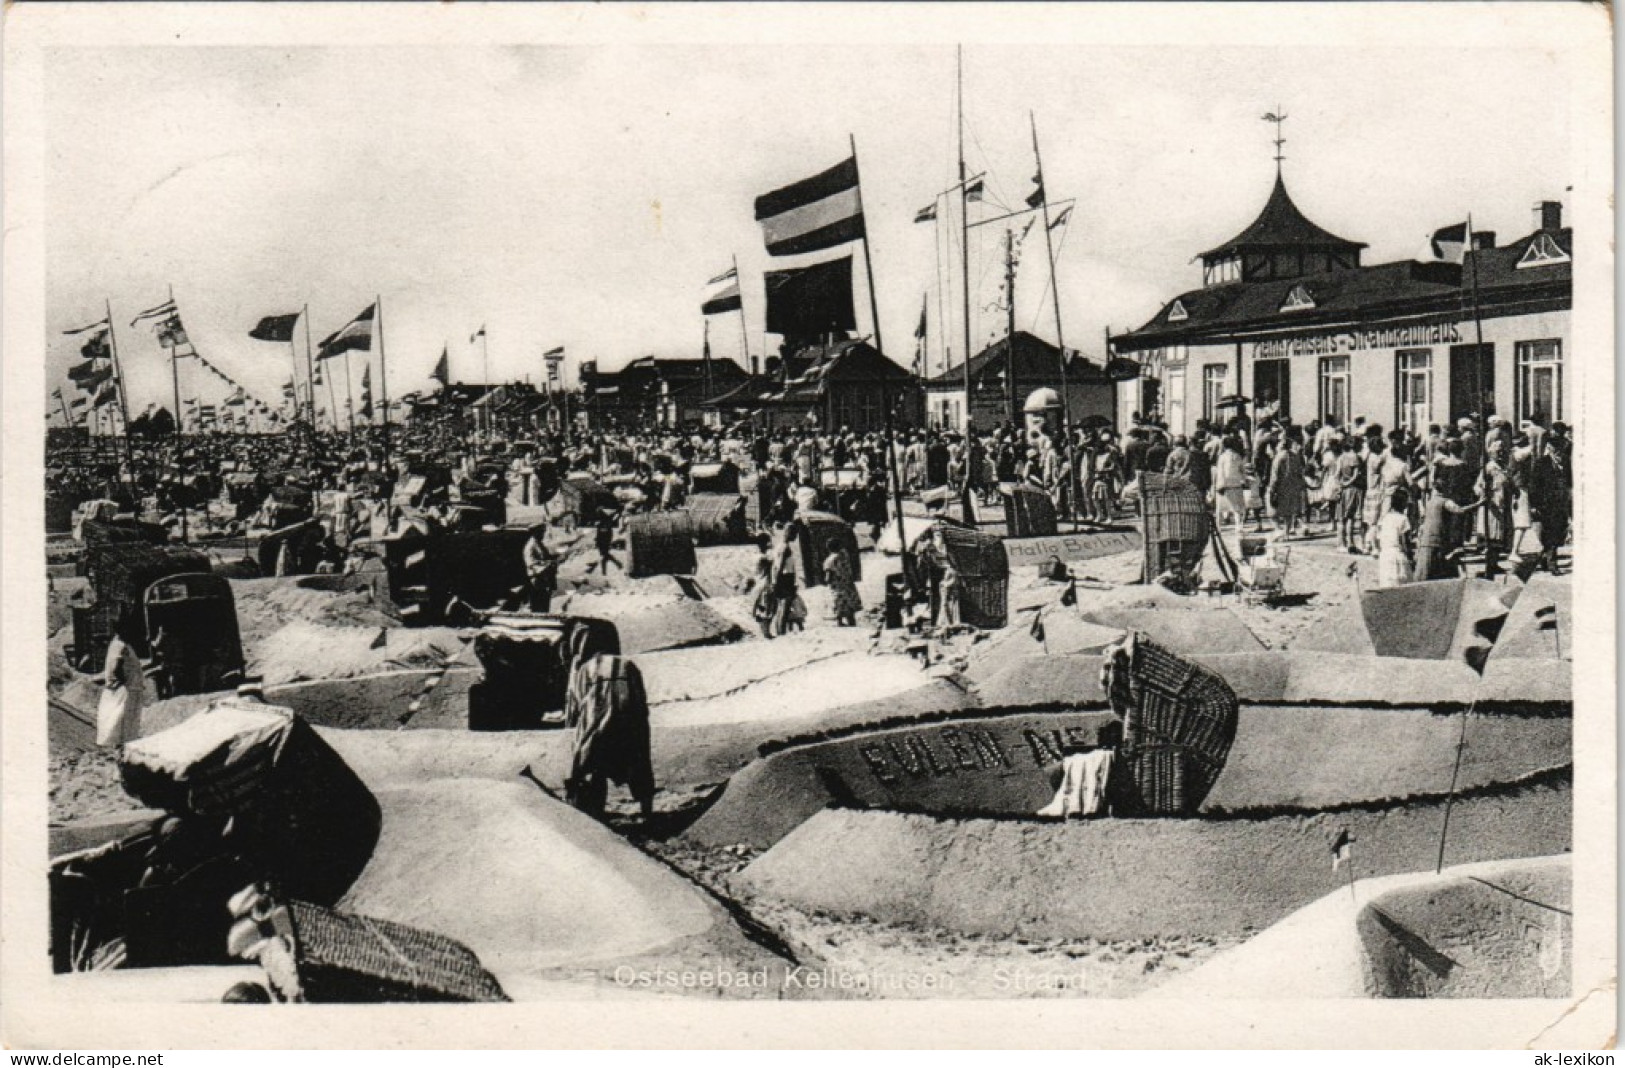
[688,706,1571,849]
[734,776,1571,941]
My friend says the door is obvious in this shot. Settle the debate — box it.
[1253,358,1290,421]
[1449,343,1496,422]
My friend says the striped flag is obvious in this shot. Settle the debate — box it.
[318,304,376,359]
[914,201,938,224]
[470,324,486,344]
[1049,205,1073,231]
[63,317,110,336]
[754,155,864,258]
[964,177,985,203]
[543,346,564,358]
[130,298,176,326]
[702,266,743,315]
[155,314,190,349]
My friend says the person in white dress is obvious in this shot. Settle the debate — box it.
[1375,486,1415,588]
[97,621,149,748]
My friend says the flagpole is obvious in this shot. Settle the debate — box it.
[1031,111,1076,529]
[301,304,317,435]
[957,45,973,434]
[1465,211,1493,569]
[848,132,909,572]
[377,294,391,475]
[1435,695,1477,874]
[55,390,72,433]
[732,253,750,372]
[344,351,356,437]
[104,298,134,471]
[165,284,188,543]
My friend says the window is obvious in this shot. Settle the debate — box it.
[1202,364,1229,423]
[1395,349,1432,435]
[1516,340,1563,426]
[1516,233,1570,270]
[1281,284,1316,312]
[1165,366,1186,432]
[1204,257,1240,286]
[1319,356,1351,427]
[1167,300,1189,323]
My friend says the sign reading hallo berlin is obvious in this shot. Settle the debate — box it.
[1252,320,1463,360]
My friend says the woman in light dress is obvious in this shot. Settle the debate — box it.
[1375,485,1414,588]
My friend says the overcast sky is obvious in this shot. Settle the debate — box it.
[46,41,1572,415]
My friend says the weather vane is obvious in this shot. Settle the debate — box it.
[1262,108,1288,170]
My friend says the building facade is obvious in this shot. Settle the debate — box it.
[1111,175,1572,439]
[922,331,1118,432]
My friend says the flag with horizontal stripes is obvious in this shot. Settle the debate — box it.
[754,156,864,257]
[965,177,985,203]
[470,324,486,344]
[92,379,119,409]
[702,266,743,315]
[914,201,938,224]
[1049,205,1073,230]
[69,360,113,389]
[249,311,301,343]
[63,317,110,336]
[318,303,375,359]
[543,346,565,358]
[130,298,176,326]
[80,330,111,361]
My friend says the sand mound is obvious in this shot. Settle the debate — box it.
[638,628,871,705]
[733,775,1570,941]
[559,593,742,654]
[687,705,1570,850]
[339,778,788,986]
[651,651,930,730]
[973,654,1106,708]
[1078,606,1266,654]
[250,621,464,685]
[1489,572,1571,663]
[1147,855,1570,1002]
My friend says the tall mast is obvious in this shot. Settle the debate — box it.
[1031,110,1075,525]
[1004,227,1018,425]
[104,297,133,470]
[849,133,909,565]
[166,282,187,543]
[733,252,750,372]
[957,45,973,432]
[302,303,317,434]
[377,294,391,472]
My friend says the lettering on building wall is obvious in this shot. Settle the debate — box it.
[1252,321,1463,360]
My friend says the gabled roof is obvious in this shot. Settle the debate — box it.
[1114,227,1571,351]
[922,330,1115,388]
[1199,173,1366,262]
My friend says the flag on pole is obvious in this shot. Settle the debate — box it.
[130,298,176,326]
[63,318,110,336]
[1417,221,1469,265]
[701,266,743,315]
[225,387,246,407]
[763,255,857,338]
[80,331,112,361]
[543,346,565,358]
[964,177,985,203]
[1535,604,1559,630]
[754,156,865,257]
[318,303,376,358]
[1025,173,1045,210]
[1330,829,1354,871]
[1049,205,1073,230]
[360,365,373,417]
[68,359,112,388]
[913,201,938,224]
[470,324,486,344]
[92,379,119,409]
[249,312,302,343]
[155,314,190,349]
[430,347,449,387]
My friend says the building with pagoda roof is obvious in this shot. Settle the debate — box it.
[1197,172,1367,286]
[1110,147,1572,439]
